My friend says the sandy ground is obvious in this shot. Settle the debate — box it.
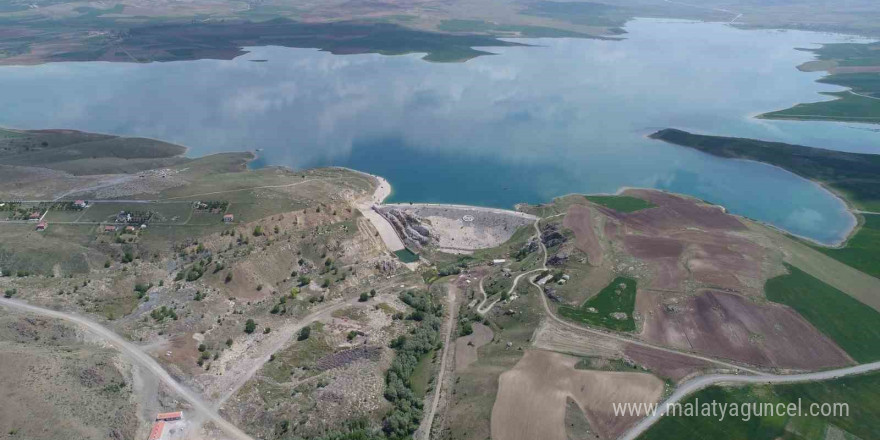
[454,323,493,371]
[491,350,663,440]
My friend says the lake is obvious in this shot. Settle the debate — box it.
[1,19,877,244]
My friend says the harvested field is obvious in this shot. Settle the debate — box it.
[564,190,777,296]
[616,189,746,233]
[637,289,853,370]
[563,204,604,266]
[532,320,625,359]
[491,350,663,440]
[454,322,493,371]
[623,344,711,382]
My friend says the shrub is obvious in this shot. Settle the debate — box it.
[244,319,256,334]
[298,326,311,341]
[359,292,370,302]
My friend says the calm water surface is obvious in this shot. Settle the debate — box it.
[2,19,877,244]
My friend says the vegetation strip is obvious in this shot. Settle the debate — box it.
[649,128,880,212]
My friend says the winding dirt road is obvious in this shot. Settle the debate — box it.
[0,298,254,440]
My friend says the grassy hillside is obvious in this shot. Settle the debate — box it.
[0,128,188,175]
[765,264,880,363]
[649,129,880,211]
[558,276,637,331]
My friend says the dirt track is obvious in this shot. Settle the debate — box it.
[0,298,254,440]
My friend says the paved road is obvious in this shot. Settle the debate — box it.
[418,283,458,440]
[849,90,880,101]
[0,298,254,440]
[619,360,880,440]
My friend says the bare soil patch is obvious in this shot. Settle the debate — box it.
[454,322,493,371]
[491,350,663,440]
[563,204,604,266]
[623,344,711,382]
[637,289,852,370]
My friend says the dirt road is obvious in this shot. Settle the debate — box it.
[417,283,458,440]
[618,359,880,440]
[213,294,390,408]
[0,298,254,440]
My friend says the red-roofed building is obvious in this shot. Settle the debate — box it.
[125,225,136,233]
[156,411,183,421]
[223,214,234,223]
[74,200,87,208]
[28,212,41,220]
[36,221,47,231]
[103,225,117,233]
[148,421,165,440]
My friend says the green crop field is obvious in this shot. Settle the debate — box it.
[584,195,656,213]
[765,264,880,363]
[814,214,880,279]
[641,372,880,440]
[558,276,636,331]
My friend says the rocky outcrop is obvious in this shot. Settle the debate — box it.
[376,208,436,250]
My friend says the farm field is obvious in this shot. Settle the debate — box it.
[765,264,880,363]
[813,214,880,278]
[583,195,656,213]
[557,276,637,332]
[640,372,880,440]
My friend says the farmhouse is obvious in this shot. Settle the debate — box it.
[125,225,136,233]
[156,411,183,421]
[103,225,117,233]
[223,213,234,223]
[147,421,165,440]
[35,221,47,231]
[73,200,87,208]
[28,212,41,220]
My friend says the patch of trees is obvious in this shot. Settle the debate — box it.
[150,306,177,322]
[382,290,442,439]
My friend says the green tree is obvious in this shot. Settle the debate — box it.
[244,319,256,334]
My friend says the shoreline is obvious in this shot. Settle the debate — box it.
[644,131,863,248]
[1,128,859,250]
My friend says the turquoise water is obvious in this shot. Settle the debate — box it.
[0,19,876,244]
